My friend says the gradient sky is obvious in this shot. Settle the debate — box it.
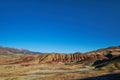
[0,0,120,53]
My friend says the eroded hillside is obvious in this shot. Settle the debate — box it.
[0,46,120,65]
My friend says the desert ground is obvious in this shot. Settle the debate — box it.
[0,46,120,80]
[0,63,120,80]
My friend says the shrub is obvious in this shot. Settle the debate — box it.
[108,67,115,73]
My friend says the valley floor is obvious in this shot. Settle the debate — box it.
[0,64,120,80]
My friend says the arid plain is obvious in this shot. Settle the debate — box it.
[0,46,120,80]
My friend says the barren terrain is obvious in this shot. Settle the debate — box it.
[0,46,120,80]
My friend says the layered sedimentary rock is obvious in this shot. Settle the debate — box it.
[0,46,120,65]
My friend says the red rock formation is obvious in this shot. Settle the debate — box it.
[0,46,120,65]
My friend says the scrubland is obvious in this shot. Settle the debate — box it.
[0,63,120,80]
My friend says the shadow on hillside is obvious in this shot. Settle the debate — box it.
[76,73,120,80]
[92,54,120,68]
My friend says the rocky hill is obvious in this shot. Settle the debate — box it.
[0,46,120,65]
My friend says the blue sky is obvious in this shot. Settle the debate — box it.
[0,0,120,53]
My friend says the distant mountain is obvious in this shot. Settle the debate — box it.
[0,46,120,66]
[0,46,41,55]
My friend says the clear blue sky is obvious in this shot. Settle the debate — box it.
[0,0,120,53]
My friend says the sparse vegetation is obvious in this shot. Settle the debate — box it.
[0,46,120,80]
[6,77,21,80]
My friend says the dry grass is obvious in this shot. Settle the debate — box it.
[0,63,120,80]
